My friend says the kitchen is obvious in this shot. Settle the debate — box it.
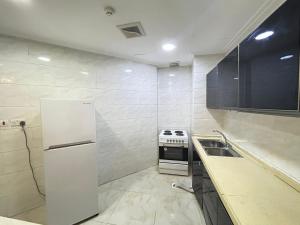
[0,0,300,225]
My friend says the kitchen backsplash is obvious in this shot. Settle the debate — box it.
[158,66,192,132]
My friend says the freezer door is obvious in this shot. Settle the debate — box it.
[41,99,96,149]
[44,143,98,225]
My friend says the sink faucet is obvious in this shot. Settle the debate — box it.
[213,130,229,148]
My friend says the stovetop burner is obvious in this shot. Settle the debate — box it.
[160,129,187,138]
[175,130,183,134]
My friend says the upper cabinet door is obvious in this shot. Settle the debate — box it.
[218,47,239,109]
[207,67,220,109]
[239,0,300,110]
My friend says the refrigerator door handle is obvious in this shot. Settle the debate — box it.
[47,140,95,150]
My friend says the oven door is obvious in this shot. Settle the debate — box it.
[159,146,188,161]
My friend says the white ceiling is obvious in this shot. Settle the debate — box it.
[0,0,269,67]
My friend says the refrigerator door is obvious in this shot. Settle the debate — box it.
[41,99,96,149]
[44,143,98,225]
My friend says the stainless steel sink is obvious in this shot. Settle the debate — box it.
[204,147,241,157]
[199,140,225,148]
[199,139,242,158]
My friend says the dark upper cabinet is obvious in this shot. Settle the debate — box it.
[239,0,300,110]
[206,48,238,109]
[218,48,239,108]
[207,67,220,109]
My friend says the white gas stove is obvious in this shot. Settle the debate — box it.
[159,130,188,148]
[158,129,189,176]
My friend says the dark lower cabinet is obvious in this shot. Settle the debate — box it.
[203,202,214,225]
[218,200,234,225]
[192,148,203,207]
[203,177,218,225]
[192,146,234,225]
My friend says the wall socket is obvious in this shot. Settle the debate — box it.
[10,119,25,127]
[0,120,9,129]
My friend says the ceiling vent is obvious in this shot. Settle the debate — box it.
[169,62,180,67]
[117,22,146,38]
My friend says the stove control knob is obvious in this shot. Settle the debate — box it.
[167,139,170,143]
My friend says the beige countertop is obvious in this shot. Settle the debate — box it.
[0,217,40,225]
[192,135,300,225]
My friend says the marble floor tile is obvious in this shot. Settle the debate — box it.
[12,166,204,225]
[80,220,115,225]
[154,195,205,225]
[108,191,156,225]
[13,205,46,225]
[94,189,125,223]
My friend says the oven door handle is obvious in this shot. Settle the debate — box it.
[164,147,185,151]
[163,145,185,148]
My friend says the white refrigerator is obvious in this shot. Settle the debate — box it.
[41,99,98,225]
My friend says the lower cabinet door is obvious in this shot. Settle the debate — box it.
[217,198,234,225]
[192,148,203,207]
[203,202,214,225]
[203,178,218,211]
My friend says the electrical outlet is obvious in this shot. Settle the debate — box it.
[10,119,25,127]
[0,120,10,129]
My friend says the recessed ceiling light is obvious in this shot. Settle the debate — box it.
[37,56,51,62]
[280,55,294,60]
[125,69,132,73]
[162,43,176,51]
[80,71,89,75]
[169,73,175,77]
[255,31,274,40]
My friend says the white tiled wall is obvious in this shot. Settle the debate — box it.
[158,66,192,132]
[0,35,158,217]
[191,55,224,135]
[192,54,300,184]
